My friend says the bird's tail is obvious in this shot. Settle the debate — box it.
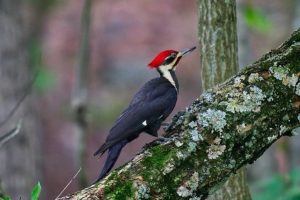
[94,140,127,183]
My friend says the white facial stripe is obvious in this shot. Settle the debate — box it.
[169,54,181,67]
[157,53,181,90]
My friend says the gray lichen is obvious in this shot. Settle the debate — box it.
[296,83,300,96]
[279,125,288,135]
[267,135,277,142]
[269,66,288,81]
[163,160,175,175]
[177,172,199,197]
[248,73,263,83]
[233,75,245,88]
[134,182,150,200]
[190,129,203,142]
[269,66,299,87]
[236,123,252,134]
[188,142,197,153]
[220,86,266,113]
[189,121,198,128]
[189,197,201,200]
[202,92,214,103]
[207,138,226,160]
[176,151,185,159]
[197,109,227,132]
[174,139,184,147]
[267,96,274,102]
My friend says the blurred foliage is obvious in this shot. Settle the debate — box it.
[0,182,41,200]
[31,182,41,200]
[34,67,56,93]
[0,196,10,200]
[30,40,56,93]
[243,5,272,33]
[251,168,300,200]
[26,0,59,12]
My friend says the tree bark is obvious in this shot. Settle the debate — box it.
[198,0,251,199]
[198,0,239,89]
[59,28,300,200]
[0,0,41,198]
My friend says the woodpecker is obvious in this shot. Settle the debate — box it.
[94,46,196,182]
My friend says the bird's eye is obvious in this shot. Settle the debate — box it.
[164,57,174,64]
[163,53,177,65]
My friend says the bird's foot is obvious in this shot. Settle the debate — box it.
[156,136,172,143]
[162,129,178,137]
[143,136,172,149]
[161,122,170,130]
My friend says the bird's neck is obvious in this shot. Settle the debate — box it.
[157,68,179,91]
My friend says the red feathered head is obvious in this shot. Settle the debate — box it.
[148,50,178,69]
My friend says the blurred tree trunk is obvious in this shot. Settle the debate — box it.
[237,0,251,69]
[197,0,251,199]
[0,0,41,198]
[71,0,92,188]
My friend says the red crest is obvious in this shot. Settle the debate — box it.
[148,50,178,68]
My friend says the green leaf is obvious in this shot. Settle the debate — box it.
[29,39,56,93]
[243,5,272,33]
[34,67,56,93]
[0,196,11,200]
[31,182,41,200]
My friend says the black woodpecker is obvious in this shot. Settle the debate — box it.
[94,46,196,182]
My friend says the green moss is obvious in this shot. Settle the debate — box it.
[106,171,118,182]
[142,145,174,174]
[105,179,133,199]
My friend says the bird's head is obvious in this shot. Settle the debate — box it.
[148,46,196,73]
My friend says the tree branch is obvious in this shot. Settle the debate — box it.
[0,121,22,148]
[60,29,300,200]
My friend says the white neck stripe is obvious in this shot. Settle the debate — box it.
[159,66,177,91]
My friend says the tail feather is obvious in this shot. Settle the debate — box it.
[94,140,128,183]
[93,142,109,157]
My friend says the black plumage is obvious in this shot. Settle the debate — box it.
[93,46,195,183]
[94,74,178,182]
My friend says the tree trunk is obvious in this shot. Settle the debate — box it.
[0,0,41,198]
[59,28,300,200]
[197,0,251,199]
[71,0,92,188]
[198,0,239,89]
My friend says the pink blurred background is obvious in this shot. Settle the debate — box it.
[17,0,299,199]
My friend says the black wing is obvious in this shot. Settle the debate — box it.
[94,78,177,156]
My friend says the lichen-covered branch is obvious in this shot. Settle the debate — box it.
[197,0,250,199]
[59,29,300,200]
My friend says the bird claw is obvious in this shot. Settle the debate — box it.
[143,136,172,149]
[161,122,169,126]
[156,136,172,143]
[161,122,170,130]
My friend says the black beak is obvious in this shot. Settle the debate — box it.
[180,46,196,57]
